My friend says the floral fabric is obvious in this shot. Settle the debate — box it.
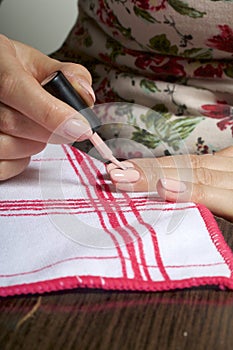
[53,0,233,158]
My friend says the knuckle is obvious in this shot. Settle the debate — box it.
[191,183,208,204]
[196,167,214,186]
[190,155,201,169]
[0,34,10,43]
[0,34,13,50]
[0,71,18,102]
[0,108,18,135]
[39,103,59,128]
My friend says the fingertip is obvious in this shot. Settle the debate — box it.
[0,157,31,181]
[157,178,189,202]
[59,65,95,106]
[60,63,93,85]
[109,168,141,183]
[106,161,135,174]
[156,179,172,202]
[115,182,137,192]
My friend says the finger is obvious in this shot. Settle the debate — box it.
[13,39,95,105]
[153,154,233,189]
[156,154,233,172]
[0,102,50,141]
[107,159,159,192]
[0,68,93,143]
[0,157,30,181]
[128,166,233,190]
[0,103,69,144]
[0,133,46,159]
[215,146,233,157]
[107,155,233,192]
[157,179,233,222]
[0,37,94,142]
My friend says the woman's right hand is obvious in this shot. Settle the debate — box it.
[0,34,95,181]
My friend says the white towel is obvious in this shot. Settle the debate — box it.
[1,144,233,296]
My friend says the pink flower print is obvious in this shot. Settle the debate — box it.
[132,0,167,11]
[194,63,223,78]
[207,25,233,54]
[201,103,233,136]
[201,103,231,119]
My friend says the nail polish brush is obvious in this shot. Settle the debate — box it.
[42,71,126,170]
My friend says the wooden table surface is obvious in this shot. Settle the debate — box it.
[0,217,233,350]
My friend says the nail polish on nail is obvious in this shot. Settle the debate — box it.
[115,182,135,192]
[63,118,93,141]
[110,168,140,183]
[160,178,187,193]
[106,161,134,173]
[77,79,96,102]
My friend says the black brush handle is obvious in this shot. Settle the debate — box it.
[42,70,100,132]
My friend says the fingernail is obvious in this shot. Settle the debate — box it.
[116,182,135,192]
[106,161,134,173]
[160,178,187,193]
[63,118,93,141]
[77,79,96,103]
[110,168,140,183]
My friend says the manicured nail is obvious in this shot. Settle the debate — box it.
[160,178,187,193]
[106,161,134,173]
[110,168,140,183]
[115,182,135,192]
[63,118,93,141]
[77,79,96,102]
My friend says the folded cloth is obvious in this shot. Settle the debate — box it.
[1,144,233,297]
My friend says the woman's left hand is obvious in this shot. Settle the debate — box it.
[107,146,233,222]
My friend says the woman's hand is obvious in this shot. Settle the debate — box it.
[107,146,233,222]
[0,35,95,181]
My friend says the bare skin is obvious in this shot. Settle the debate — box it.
[107,146,233,222]
[0,35,95,181]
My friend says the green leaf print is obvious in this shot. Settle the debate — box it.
[132,127,161,149]
[224,64,233,78]
[133,6,159,23]
[152,104,169,115]
[168,117,204,149]
[168,0,206,18]
[149,34,178,55]
[140,79,161,93]
[84,35,93,48]
[140,109,164,129]
[132,108,203,151]
[106,37,125,61]
[181,48,213,59]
